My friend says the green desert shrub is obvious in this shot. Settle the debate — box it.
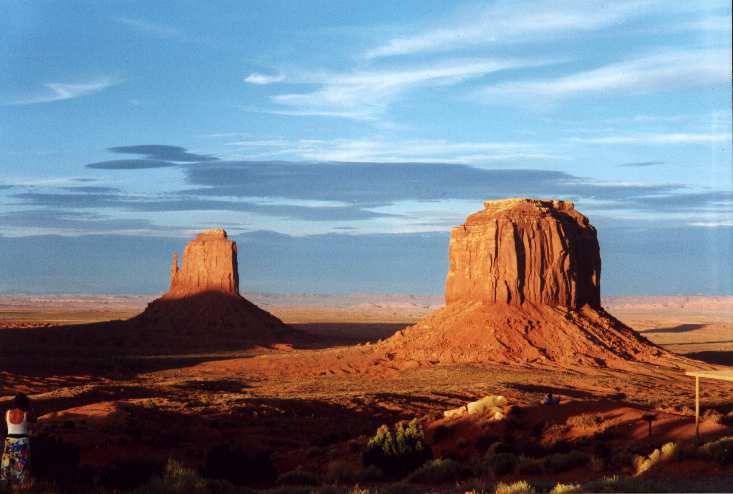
[275,470,321,487]
[515,457,545,476]
[560,475,665,493]
[406,458,462,484]
[522,442,549,459]
[199,444,275,486]
[549,484,581,493]
[491,480,555,494]
[481,452,520,477]
[134,458,208,494]
[701,408,724,424]
[493,480,535,494]
[325,461,355,484]
[566,414,604,430]
[460,480,495,494]
[698,436,733,464]
[634,442,681,474]
[542,422,569,435]
[349,487,373,494]
[361,419,433,479]
[541,450,590,475]
[610,448,635,468]
[661,441,681,461]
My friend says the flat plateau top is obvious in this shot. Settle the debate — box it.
[685,369,733,382]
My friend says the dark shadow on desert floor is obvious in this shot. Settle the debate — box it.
[682,350,733,366]
[291,322,408,346]
[28,394,416,469]
[639,323,706,334]
[0,353,253,379]
[504,383,598,400]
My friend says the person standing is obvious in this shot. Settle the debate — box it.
[1,393,37,485]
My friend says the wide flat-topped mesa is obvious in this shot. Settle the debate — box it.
[376,198,692,369]
[445,198,601,309]
[169,229,239,296]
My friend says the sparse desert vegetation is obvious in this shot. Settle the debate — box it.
[1,295,732,493]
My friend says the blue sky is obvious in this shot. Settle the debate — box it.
[0,0,731,296]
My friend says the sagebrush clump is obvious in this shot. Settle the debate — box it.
[697,436,733,464]
[541,450,590,475]
[480,452,520,477]
[406,458,462,484]
[361,419,433,479]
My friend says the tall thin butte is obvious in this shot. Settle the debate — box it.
[129,229,316,350]
[381,199,693,369]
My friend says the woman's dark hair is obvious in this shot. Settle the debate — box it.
[14,393,29,411]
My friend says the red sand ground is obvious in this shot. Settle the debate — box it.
[1,295,732,489]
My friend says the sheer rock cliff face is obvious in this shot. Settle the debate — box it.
[445,198,601,309]
[168,229,239,297]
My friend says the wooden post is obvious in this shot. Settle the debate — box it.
[695,376,700,440]
[642,413,657,438]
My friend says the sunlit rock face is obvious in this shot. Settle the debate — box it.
[169,229,239,297]
[445,198,601,309]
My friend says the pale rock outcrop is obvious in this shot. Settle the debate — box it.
[444,396,508,420]
[445,198,601,309]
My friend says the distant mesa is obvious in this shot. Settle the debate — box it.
[379,199,695,369]
[128,229,317,350]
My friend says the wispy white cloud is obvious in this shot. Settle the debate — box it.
[225,137,562,164]
[675,13,732,33]
[245,73,285,85]
[1,77,116,105]
[568,132,732,145]
[118,18,180,38]
[269,57,554,119]
[689,221,733,227]
[367,0,655,58]
[477,47,730,104]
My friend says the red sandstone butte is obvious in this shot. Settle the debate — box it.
[129,229,317,349]
[168,229,239,297]
[374,198,699,370]
[445,198,601,308]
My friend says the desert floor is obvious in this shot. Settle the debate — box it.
[0,294,732,492]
